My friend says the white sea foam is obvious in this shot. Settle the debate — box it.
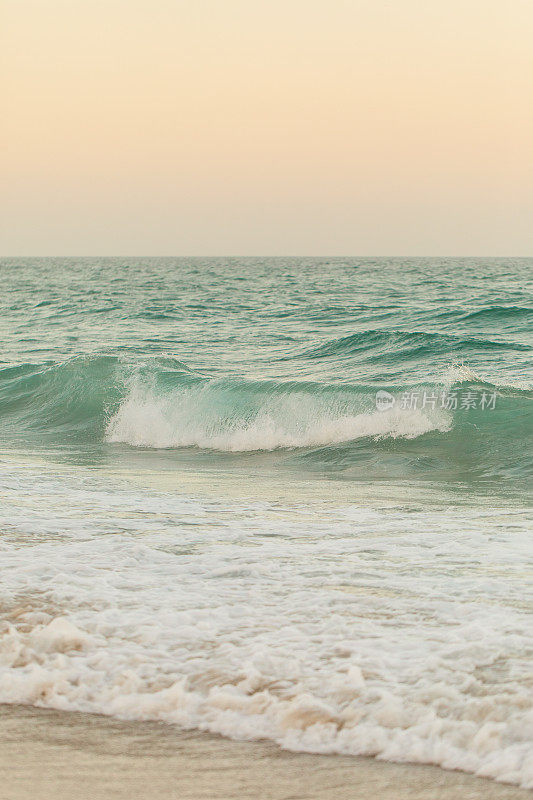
[442,361,483,385]
[106,380,449,451]
[0,463,531,787]
[441,361,532,390]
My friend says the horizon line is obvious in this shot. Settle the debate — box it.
[1,254,532,260]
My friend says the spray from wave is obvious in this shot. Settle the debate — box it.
[105,377,449,451]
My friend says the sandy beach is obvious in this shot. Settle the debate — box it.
[1,704,530,800]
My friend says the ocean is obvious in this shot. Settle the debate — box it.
[0,257,531,787]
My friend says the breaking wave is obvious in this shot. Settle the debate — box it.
[105,378,449,451]
[0,354,530,483]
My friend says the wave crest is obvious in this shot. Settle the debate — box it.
[106,378,450,451]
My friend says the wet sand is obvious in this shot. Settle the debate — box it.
[0,704,530,800]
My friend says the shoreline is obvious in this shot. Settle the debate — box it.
[1,704,530,800]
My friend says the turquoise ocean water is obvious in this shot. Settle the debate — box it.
[0,258,532,785]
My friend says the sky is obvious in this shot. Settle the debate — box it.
[2,0,532,256]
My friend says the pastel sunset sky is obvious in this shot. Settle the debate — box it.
[2,0,532,255]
